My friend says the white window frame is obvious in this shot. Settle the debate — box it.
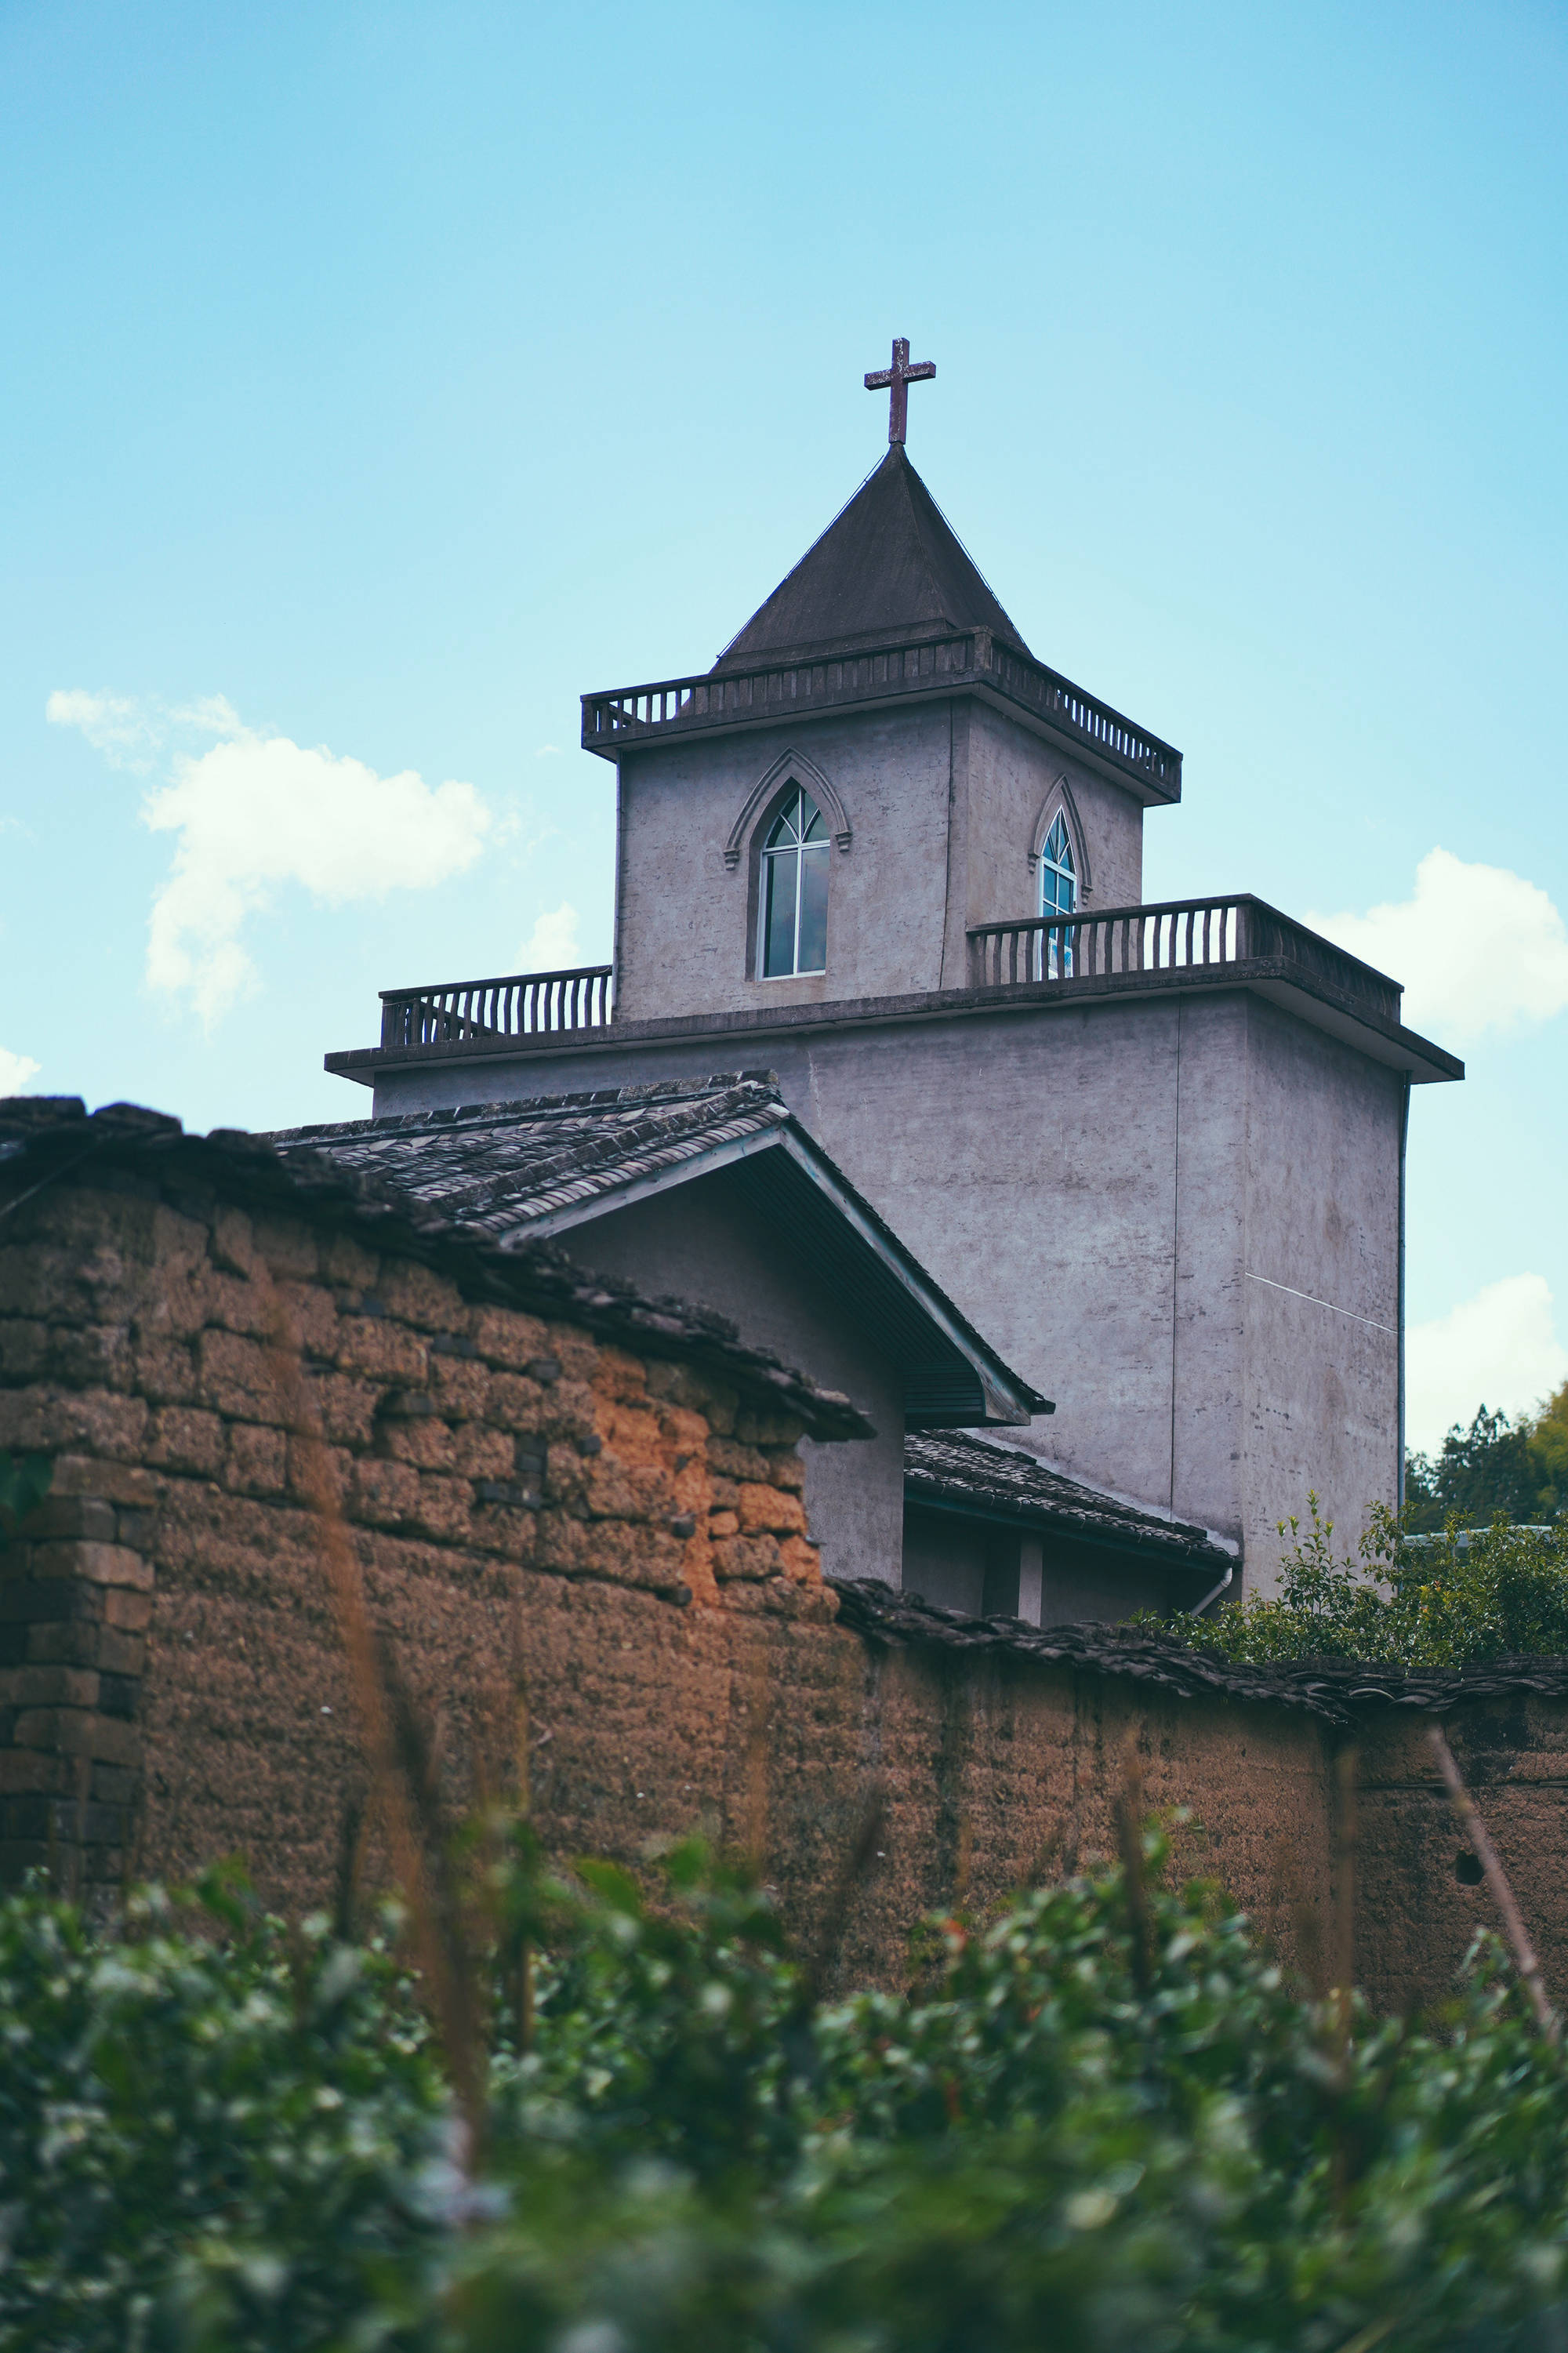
[758,786,829,979]
[1036,810,1077,979]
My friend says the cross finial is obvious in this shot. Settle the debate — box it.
[864,335,935,446]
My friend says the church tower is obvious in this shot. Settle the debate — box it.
[608,434,1163,1026]
[329,343,1461,1598]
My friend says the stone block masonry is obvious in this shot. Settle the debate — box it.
[2,1102,1566,2015]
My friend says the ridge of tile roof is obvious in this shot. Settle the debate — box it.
[713,445,1032,672]
[904,1430,1233,1568]
[0,1094,873,1440]
[830,1575,1568,1730]
[268,1075,789,1245]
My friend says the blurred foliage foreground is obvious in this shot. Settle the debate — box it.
[5,1824,1568,2353]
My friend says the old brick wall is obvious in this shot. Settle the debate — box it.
[1355,1698,1568,2017]
[2,1165,1563,2013]
[0,1176,827,1904]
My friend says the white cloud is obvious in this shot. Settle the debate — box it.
[169,693,244,738]
[521,902,580,969]
[46,688,164,772]
[533,743,562,758]
[50,688,492,1025]
[1309,848,1568,1044]
[0,1048,41,1095]
[1406,1273,1568,1454]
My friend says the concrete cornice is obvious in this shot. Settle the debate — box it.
[327,959,1464,1092]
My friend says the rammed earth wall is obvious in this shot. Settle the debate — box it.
[1,1120,1566,2012]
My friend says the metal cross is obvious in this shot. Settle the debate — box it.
[864,336,935,445]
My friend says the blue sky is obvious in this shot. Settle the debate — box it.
[3,0,1566,1448]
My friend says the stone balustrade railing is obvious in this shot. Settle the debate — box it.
[379,964,613,1051]
[581,628,1182,798]
[967,895,1402,1023]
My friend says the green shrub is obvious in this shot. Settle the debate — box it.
[6,1830,1568,2351]
[0,1867,445,2351]
[1162,1498,1568,1670]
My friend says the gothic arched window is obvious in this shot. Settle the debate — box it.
[1038,811,1076,978]
[761,786,829,977]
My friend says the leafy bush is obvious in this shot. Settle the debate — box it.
[6,1828,1568,2351]
[1162,1497,1568,1670]
[0,1867,445,2351]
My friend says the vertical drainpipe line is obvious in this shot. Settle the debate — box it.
[1168,1000,1183,1512]
[612,757,627,1007]
[937,699,956,992]
[1397,1073,1410,1509]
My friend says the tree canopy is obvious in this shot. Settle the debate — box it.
[1406,1384,1568,1532]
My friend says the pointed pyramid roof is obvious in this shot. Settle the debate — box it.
[713,445,1033,673]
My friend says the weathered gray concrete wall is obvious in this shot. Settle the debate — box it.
[557,1168,907,1587]
[1241,1001,1403,1575]
[615,707,953,1021]
[366,987,1403,1599]
[960,704,1145,942]
[615,699,1149,1024]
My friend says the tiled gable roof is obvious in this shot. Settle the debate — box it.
[904,1429,1233,1571]
[269,1076,789,1245]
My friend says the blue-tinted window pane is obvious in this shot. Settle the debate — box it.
[763,849,798,975]
[766,791,801,850]
[797,844,829,971]
[802,795,826,843]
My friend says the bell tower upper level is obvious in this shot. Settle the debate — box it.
[593,434,1182,1026]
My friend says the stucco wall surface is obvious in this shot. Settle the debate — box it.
[615,706,954,1021]
[960,705,1146,933]
[1241,1000,1403,1583]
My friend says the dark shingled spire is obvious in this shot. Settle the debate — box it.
[713,444,1033,673]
